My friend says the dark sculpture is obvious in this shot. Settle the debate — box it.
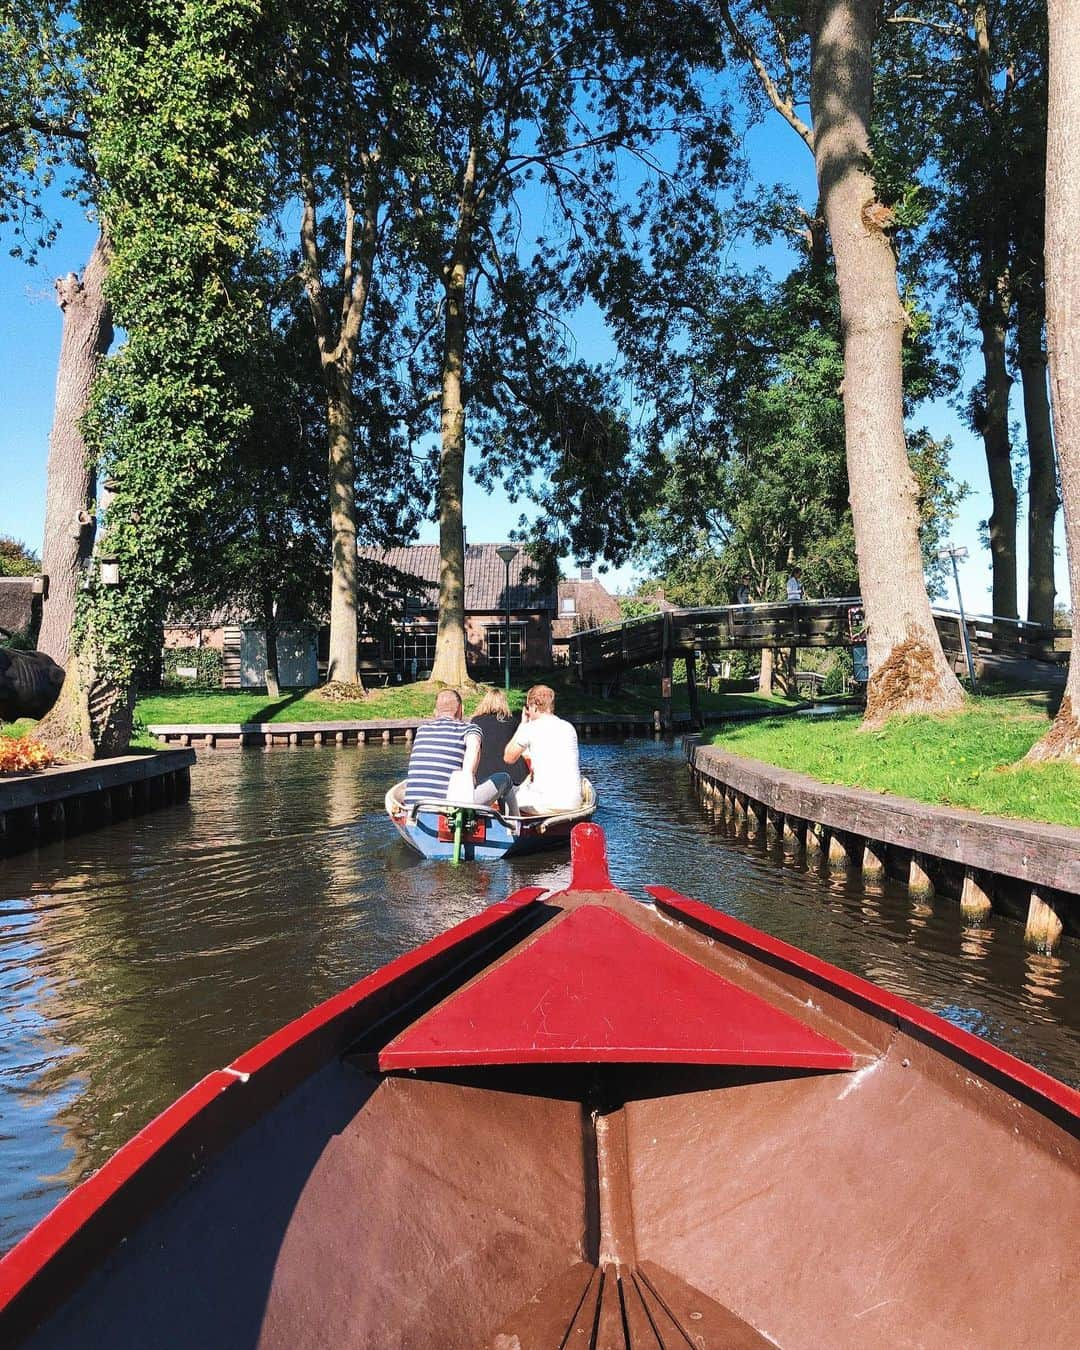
[0,647,65,721]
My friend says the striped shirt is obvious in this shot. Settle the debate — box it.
[404,717,482,806]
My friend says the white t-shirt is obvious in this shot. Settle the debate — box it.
[508,713,582,811]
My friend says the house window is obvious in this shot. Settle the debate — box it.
[560,597,576,614]
[392,626,438,673]
[485,622,526,670]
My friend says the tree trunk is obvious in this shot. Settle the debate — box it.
[430,257,470,688]
[262,586,280,698]
[976,292,1019,618]
[1028,0,1080,760]
[430,150,478,691]
[806,0,963,724]
[35,653,135,761]
[757,647,775,697]
[37,234,113,665]
[1017,292,1058,628]
[325,366,358,682]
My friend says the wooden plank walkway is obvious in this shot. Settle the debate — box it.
[569,601,1070,683]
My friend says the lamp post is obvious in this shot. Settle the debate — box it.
[495,544,519,692]
[937,543,977,691]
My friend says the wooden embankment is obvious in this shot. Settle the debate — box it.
[146,713,688,748]
[0,749,196,858]
[685,737,1078,954]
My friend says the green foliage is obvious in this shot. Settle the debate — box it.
[391,0,734,565]
[708,696,1079,826]
[73,0,274,689]
[162,645,223,688]
[0,535,39,576]
[624,241,963,609]
[0,0,89,260]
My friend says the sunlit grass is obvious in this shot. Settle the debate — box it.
[707,694,1079,827]
[134,674,789,728]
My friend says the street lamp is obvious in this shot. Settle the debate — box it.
[495,544,519,692]
[937,543,977,691]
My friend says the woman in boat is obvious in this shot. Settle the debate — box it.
[471,689,528,788]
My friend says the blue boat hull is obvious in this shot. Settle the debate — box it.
[385,781,597,861]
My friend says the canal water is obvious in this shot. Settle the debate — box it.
[2,738,1078,1254]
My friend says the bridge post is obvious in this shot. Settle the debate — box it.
[684,654,701,727]
[660,611,673,730]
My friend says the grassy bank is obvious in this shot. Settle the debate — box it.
[706,693,1079,827]
[135,675,789,728]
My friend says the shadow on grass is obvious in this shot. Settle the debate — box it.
[245,688,307,725]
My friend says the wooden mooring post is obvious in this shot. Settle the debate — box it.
[1025,889,1064,952]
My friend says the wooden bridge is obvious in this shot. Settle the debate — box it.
[567,599,1070,724]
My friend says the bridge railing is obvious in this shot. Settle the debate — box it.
[569,600,1071,677]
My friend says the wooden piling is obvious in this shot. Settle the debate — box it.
[314,731,323,746]
[335,731,344,745]
[862,840,886,884]
[1025,889,1063,952]
[805,822,824,861]
[827,831,849,872]
[908,854,934,902]
[960,868,993,921]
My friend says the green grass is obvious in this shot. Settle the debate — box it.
[706,693,1080,827]
[0,718,36,738]
[135,674,791,728]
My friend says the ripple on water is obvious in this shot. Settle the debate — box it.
[0,738,1077,1254]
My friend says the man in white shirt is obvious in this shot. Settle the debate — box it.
[503,684,582,814]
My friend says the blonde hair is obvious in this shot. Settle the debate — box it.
[525,684,556,714]
[473,688,511,720]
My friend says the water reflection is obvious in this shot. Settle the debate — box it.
[1,738,1078,1255]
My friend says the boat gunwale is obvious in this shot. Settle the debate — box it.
[0,885,549,1338]
[648,885,1080,1126]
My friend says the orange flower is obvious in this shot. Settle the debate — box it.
[0,736,56,774]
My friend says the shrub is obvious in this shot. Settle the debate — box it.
[0,736,56,773]
[162,646,224,688]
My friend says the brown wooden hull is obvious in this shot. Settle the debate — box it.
[1,828,1077,1348]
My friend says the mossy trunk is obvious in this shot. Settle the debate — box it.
[35,654,135,762]
[430,149,478,691]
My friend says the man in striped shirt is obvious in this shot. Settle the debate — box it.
[404,688,516,813]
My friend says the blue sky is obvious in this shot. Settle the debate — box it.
[0,113,1066,614]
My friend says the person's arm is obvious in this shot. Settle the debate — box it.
[462,727,481,779]
[504,719,528,765]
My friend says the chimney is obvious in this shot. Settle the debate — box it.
[580,563,593,581]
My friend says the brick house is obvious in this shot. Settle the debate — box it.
[357,543,556,678]
[551,566,621,663]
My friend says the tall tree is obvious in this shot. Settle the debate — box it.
[279,0,420,684]
[398,0,725,687]
[37,0,273,757]
[1027,0,1079,761]
[0,2,112,665]
[718,0,963,719]
[805,0,962,719]
[878,1,1056,624]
